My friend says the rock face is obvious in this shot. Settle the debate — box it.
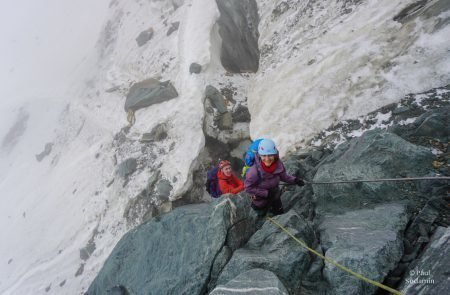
[399,226,450,294]
[88,195,258,294]
[216,0,260,73]
[210,269,289,295]
[314,129,434,214]
[216,211,315,292]
[319,204,409,295]
[124,79,178,112]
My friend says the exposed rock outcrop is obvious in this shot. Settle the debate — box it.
[88,195,258,294]
[314,129,434,214]
[320,204,409,294]
[124,79,178,112]
[215,0,260,73]
[135,28,154,46]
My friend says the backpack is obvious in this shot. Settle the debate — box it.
[205,166,222,198]
[241,138,264,177]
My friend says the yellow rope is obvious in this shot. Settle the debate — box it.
[266,217,404,295]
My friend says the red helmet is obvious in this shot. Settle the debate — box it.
[219,160,231,170]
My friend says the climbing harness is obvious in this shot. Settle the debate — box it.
[127,109,136,126]
[279,176,450,186]
[266,217,405,295]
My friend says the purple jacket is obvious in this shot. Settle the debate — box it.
[244,156,296,198]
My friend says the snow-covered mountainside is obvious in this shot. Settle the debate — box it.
[0,0,448,294]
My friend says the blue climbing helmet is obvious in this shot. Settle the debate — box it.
[258,139,278,155]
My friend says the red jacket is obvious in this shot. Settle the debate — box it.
[218,170,244,195]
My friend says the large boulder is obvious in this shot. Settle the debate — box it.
[319,203,409,295]
[314,129,434,214]
[216,211,315,292]
[87,195,258,294]
[210,268,289,295]
[124,79,178,112]
[399,226,450,294]
[216,0,260,73]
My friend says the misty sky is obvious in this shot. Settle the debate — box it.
[0,0,109,101]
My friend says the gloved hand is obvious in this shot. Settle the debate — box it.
[295,177,305,186]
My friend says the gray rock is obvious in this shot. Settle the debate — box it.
[124,79,178,112]
[189,62,202,74]
[314,129,433,214]
[320,203,409,295]
[116,158,137,179]
[166,21,180,36]
[217,211,315,292]
[413,107,449,141]
[155,179,172,200]
[400,226,450,295]
[205,85,227,114]
[216,0,260,73]
[35,142,53,162]
[232,104,251,123]
[136,28,154,46]
[210,269,289,295]
[88,195,258,294]
[141,123,168,142]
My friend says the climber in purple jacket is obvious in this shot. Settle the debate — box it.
[244,139,305,217]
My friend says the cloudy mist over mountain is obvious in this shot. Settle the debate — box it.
[0,0,449,294]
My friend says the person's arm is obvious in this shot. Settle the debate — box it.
[218,178,234,194]
[278,161,297,184]
[229,174,244,194]
[244,167,268,197]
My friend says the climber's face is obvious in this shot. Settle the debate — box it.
[261,154,275,166]
[222,165,232,176]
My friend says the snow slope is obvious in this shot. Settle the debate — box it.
[250,0,450,154]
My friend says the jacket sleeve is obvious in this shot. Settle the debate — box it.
[279,161,297,184]
[229,175,244,194]
[218,178,234,194]
[244,166,268,197]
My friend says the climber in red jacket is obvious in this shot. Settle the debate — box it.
[217,160,244,195]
